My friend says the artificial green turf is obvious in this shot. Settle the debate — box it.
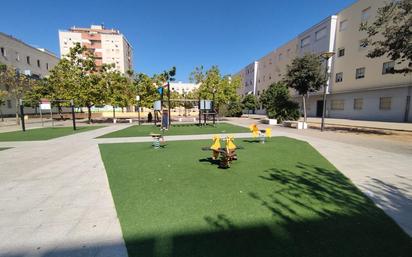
[98,123,249,138]
[99,137,412,257]
[0,126,104,141]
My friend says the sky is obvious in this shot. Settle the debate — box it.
[1,0,355,82]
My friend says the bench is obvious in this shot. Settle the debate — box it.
[113,118,133,124]
[283,121,308,129]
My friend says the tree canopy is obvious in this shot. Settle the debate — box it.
[360,0,411,74]
[190,65,241,110]
[284,53,326,122]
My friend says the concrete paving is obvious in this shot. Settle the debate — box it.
[0,125,132,257]
[0,119,411,257]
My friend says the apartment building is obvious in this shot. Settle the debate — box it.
[0,32,59,115]
[59,25,133,74]
[234,0,412,122]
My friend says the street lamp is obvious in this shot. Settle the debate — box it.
[136,95,141,125]
[212,88,216,125]
[320,51,335,132]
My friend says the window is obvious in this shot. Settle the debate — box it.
[1,47,5,57]
[331,99,344,110]
[46,63,49,70]
[382,61,395,74]
[279,53,283,61]
[37,60,41,68]
[339,20,348,31]
[356,67,365,79]
[361,7,371,22]
[359,40,368,50]
[7,100,12,109]
[335,72,343,82]
[379,97,392,110]
[301,36,310,48]
[26,56,31,65]
[353,98,363,110]
[338,48,345,57]
[315,27,327,41]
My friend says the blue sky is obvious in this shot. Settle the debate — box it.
[1,0,354,81]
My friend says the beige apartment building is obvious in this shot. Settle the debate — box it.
[59,25,133,74]
[234,0,412,122]
[0,32,59,116]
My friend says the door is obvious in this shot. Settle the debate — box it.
[316,100,323,117]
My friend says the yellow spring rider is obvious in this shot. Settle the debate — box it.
[206,135,239,168]
[249,124,272,143]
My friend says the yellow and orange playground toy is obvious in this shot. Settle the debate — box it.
[202,135,241,168]
[249,124,272,143]
[210,135,221,160]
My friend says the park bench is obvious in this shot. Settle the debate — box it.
[113,118,133,124]
[283,121,308,129]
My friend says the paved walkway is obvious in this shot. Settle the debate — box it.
[0,125,132,257]
[0,120,411,256]
[245,114,412,132]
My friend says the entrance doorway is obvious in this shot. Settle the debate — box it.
[316,100,323,117]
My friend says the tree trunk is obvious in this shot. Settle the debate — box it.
[87,106,92,124]
[0,108,3,122]
[302,94,307,123]
[15,101,20,125]
[113,106,116,119]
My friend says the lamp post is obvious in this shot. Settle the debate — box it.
[320,51,335,132]
[136,95,141,125]
[212,88,216,125]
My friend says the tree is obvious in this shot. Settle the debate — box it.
[190,65,241,111]
[284,53,326,122]
[47,43,105,123]
[134,73,158,108]
[101,65,135,117]
[0,89,7,121]
[360,0,411,74]
[0,65,34,124]
[242,94,259,115]
[226,101,243,117]
[259,82,300,122]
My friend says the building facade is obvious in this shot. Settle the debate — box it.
[59,25,133,74]
[234,0,412,122]
[0,32,59,115]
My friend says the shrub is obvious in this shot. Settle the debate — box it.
[260,82,300,122]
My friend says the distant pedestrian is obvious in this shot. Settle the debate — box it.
[148,112,153,122]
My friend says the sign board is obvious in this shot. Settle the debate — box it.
[154,100,162,111]
[40,99,51,110]
[200,100,212,110]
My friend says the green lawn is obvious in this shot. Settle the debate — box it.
[98,123,249,138]
[0,126,104,141]
[99,137,411,257]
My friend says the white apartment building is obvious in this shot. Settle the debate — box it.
[59,25,133,74]
[234,0,411,122]
[0,32,59,115]
[170,82,199,95]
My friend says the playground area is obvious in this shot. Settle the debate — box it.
[99,137,411,257]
